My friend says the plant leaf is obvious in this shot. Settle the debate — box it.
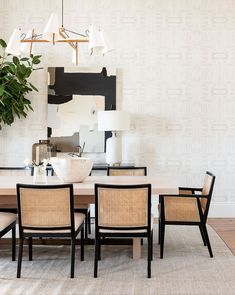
[0,39,7,48]
[0,85,5,96]
[29,82,38,92]
[13,56,19,65]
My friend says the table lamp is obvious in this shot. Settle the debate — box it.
[98,110,130,165]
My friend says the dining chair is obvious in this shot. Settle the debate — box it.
[0,212,17,261]
[32,165,91,239]
[16,183,85,278]
[75,205,91,239]
[107,166,147,246]
[107,166,147,176]
[158,171,216,259]
[94,183,153,278]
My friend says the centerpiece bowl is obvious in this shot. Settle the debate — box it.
[50,157,93,183]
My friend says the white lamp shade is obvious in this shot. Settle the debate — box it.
[6,29,21,56]
[20,30,33,55]
[98,111,130,131]
[43,13,60,41]
[72,48,79,64]
[88,24,104,54]
[100,30,114,54]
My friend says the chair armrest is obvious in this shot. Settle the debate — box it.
[178,187,203,192]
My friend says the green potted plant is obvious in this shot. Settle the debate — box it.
[0,38,42,129]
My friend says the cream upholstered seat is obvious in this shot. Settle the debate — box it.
[16,183,85,279]
[99,215,154,233]
[0,212,17,261]
[94,183,153,278]
[158,171,215,259]
[0,212,17,231]
[24,213,85,233]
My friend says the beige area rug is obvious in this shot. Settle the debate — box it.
[0,225,235,295]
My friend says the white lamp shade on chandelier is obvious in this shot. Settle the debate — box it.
[5,29,21,56]
[100,30,114,54]
[98,111,130,165]
[88,25,114,55]
[72,48,79,64]
[43,12,60,41]
[88,24,104,55]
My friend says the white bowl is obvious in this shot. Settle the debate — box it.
[50,157,93,183]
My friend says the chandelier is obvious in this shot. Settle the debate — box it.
[6,0,113,65]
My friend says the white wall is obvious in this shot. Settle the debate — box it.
[0,0,235,216]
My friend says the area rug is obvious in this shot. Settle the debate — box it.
[0,225,234,295]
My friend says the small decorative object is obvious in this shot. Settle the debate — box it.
[0,38,41,130]
[33,165,47,184]
[32,140,56,163]
[50,157,93,183]
[24,158,49,184]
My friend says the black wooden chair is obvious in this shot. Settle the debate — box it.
[94,183,153,278]
[158,171,216,259]
[0,212,17,261]
[16,183,85,278]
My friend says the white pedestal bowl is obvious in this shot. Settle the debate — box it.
[50,157,93,183]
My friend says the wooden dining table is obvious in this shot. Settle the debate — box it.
[0,175,178,259]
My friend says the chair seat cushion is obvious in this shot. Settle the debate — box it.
[162,197,200,222]
[0,212,17,232]
[99,215,154,233]
[24,213,85,234]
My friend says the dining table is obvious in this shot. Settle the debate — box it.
[0,175,179,259]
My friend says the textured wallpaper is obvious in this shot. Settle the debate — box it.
[0,0,235,216]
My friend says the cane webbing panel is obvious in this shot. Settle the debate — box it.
[201,174,213,210]
[108,168,146,176]
[164,196,200,222]
[98,187,148,227]
[19,187,71,228]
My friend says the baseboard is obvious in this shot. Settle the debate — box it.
[208,203,235,218]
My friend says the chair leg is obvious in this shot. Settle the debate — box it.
[80,227,84,261]
[98,237,101,260]
[28,237,33,261]
[160,222,165,259]
[199,225,207,246]
[88,211,91,234]
[70,238,76,278]
[158,219,161,245]
[201,224,213,258]
[17,238,24,278]
[94,237,99,278]
[85,211,88,239]
[147,234,151,278]
[12,226,16,261]
[151,232,153,261]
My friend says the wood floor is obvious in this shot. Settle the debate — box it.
[208,218,235,255]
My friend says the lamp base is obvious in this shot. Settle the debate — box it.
[105,132,121,165]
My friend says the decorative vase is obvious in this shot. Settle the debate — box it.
[33,166,47,184]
